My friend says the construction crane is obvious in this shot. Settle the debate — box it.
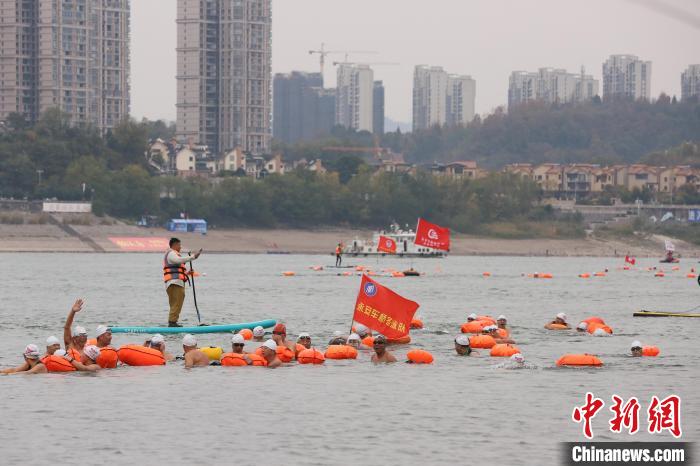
[332,61,399,67]
[308,43,377,81]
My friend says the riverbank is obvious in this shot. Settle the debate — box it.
[1,220,697,257]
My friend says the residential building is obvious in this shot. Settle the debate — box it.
[176,0,272,155]
[532,164,563,192]
[681,65,700,101]
[508,67,598,108]
[335,63,374,132]
[220,147,247,173]
[602,54,652,101]
[413,65,476,130]
[0,0,130,132]
[508,71,538,107]
[373,81,385,134]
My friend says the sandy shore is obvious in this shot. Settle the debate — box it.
[0,220,697,257]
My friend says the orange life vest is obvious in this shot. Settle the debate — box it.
[335,246,342,255]
[163,250,188,283]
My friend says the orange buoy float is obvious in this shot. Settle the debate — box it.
[42,355,76,372]
[582,317,605,325]
[410,319,424,329]
[295,343,306,355]
[460,320,489,334]
[490,344,520,357]
[594,272,606,277]
[324,345,358,360]
[282,271,296,276]
[482,272,492,277]
[654,272,665,277]
[87,338,97,346]
[406,349,434,364]
[67,347,81,360]
[578,273,590,278]
[588,322,613,335]
[239,328,253,340]
[672,266,680,271]
[469,335,497,349]
[387,335,411,345]
[476,316,496,325]
[221,353,248,366]
[391,271,405,277]
[556,354,603,367]
[361,336,374,348]
[355,265,365,271]
[96,346,118,368]
[276,346,295,363]
[642,346,660,357]
[297,348,325,365]
[117,344,166,366]
[688,274,697,279]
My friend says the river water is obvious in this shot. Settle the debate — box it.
[0,253,697,465]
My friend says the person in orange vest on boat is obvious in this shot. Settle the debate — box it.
[335,243,343,267]
[164,238,202,327]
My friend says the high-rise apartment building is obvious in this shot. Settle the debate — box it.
[0,0,130,132]
[177,0,272,155]
[602,54,651,101]
[508,68,598,108]
[372,80,385,135]
[681,65,700,101]
[273,71,336,143]
[413,65,475,131]
[335,63,373,132]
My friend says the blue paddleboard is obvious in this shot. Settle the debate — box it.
[109,319,277,334]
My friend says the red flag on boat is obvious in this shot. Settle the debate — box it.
[377,235,397,254]
[625,255,636,265]
[414,218,450,251]
[352,275,419,339]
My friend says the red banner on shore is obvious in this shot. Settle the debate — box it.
[377,235,397,254]
[414,218,450,251]
[109,237,169,252]
[352,275,419,339]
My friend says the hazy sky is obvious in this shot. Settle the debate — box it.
[131,0,700,124]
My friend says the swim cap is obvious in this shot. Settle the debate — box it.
[231,334,245,345]
[298,332,310,339]
[46,336,60,346]
[95,325,110,338]
[54,349,66,357]
[347,333,360,342]
[83,345,101,361]
[497,315,507,321]
[511,353,525,363]
[577,322,588,330]
[556,312,567,322]
[467,313,477,321]
[23,344,41,359]
[182,334,197,347]
[72,326,87,337]
[253,326,265,337]
[631,340,642,349]
[150,334,165,345]
[262,339,277,351]
[273,323,286,335]
[354,324,369,337]
[455,335,470,346]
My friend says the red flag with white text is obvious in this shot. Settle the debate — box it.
[377,235,397,254]
[414,218,450,251]
[352,275,419,339]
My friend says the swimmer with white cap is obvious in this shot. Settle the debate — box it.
[297,332,312,350]
[252,326,265,342]
[147,334,174,361]
[182,334,209,368]
[346,333,370,350]
[63,298,87,358]
[354,323,372,339]
[229,334,254,365]
[454,334,474,356]
[630,341,643,357]
[576,321,588,332]
[483,325,515,344]
[260,339,282,368]
[45,336,61,356]
[95,325,112,349]
[467,313,478,322]
[496,315,509,332]
[545,312,570,330]
[1,344,48,375]
[329,330,348,346]
[65,344,101,372]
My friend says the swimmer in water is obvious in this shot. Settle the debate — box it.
[229,334,254,365]
[371,335,397,364]
[260,339,282,368]
[67,345,102,372]
[252,326,265,342]
[630,341,643,357]
[466,313,478,322]
[544,312,570,330]
[496,315,510,336]
[347,333,371,350]
[182,334,210,368]
[355,324,372,339]
[494,353,536,370]
[94,325,112,350]
[45,336,61,357]
[146,334,174,361]
[297,332,312,350]
[454,335,475,356]
[576,321,588,333]
[63,298,87,358]
[271,323,295,353]
[1,344,48,374]
[484,325,515,344]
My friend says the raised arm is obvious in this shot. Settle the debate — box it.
[64,299,84,348]
[167,249,202,265]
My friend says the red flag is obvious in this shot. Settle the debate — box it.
[377,235,397,254]
[352,275,419,339]
[414,218,450,251]
[625,255,636,265]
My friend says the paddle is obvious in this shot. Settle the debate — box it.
[188,251,205,326]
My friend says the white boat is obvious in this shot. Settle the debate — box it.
[343,224,446,257]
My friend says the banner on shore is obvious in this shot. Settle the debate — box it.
[109,237,169,252]
[352,274,419,339]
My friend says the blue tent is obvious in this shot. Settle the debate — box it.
[167,219,207,234]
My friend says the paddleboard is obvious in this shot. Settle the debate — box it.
[633,311,700,318]
[109,319,276,334]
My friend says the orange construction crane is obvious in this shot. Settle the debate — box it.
[308,43,377,81]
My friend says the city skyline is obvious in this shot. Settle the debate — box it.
[133,1,699,124]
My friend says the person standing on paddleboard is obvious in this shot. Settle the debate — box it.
[164,238,202,327]
[335,243,343,267]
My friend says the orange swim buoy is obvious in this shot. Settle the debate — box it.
[578,273,591,278]
[490,344,520,357]
[642,346,660,357]
[410,319,424,329]
[406,349,434,364]
[476,316,496,324]
[282,271,296,276]
[460,320,489,334]
[221,353,248,366]
[687,274,697,279]
[361,336,374,348]
[239,328,253,340]
[391,271,405,277]
[297,348,325,365]
[117,344,165,366]
[87,338,97,346]
[587,322,613,335]
[556,354,603,367]
[482,272,492,277]
[276,346,295,363]
[594,272,606,277]
[469,335,497,349]
[548,323,569,330]
[324,345,358,360]
[295,343,306,355]
[67,347,81,360]
[582,317,605,325]
[386,335,411,345]
[96,346,118,368]
[41,355,76,372]
[655,272,665,277]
